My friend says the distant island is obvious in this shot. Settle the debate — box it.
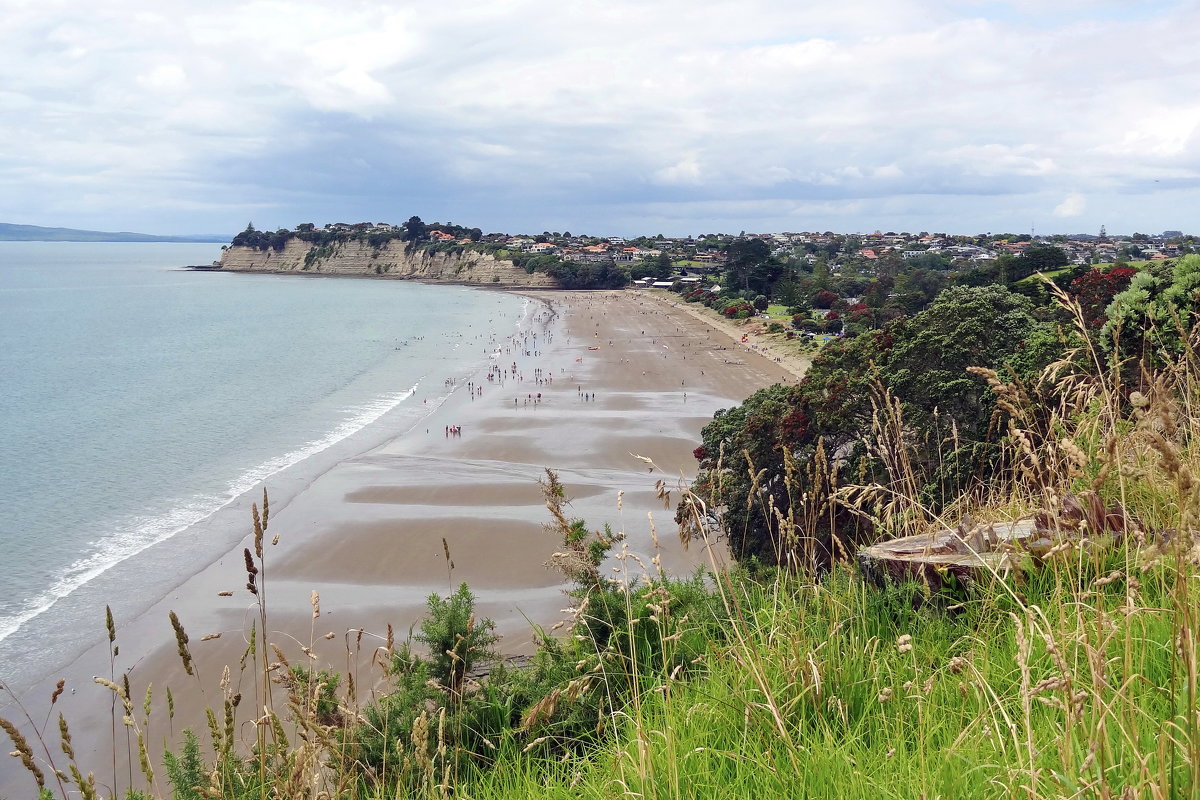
[0,222,230,243]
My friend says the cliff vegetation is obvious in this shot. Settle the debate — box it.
[221,219,627,289]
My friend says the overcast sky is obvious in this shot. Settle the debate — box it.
[2,0,1198,237]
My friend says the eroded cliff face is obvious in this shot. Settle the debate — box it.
[219,240,557,288]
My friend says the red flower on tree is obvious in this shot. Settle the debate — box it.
[1069,266,1136,329]
[812,289,838,308]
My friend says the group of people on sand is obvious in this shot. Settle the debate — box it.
[515,392,545,407]
[444,425,462,437]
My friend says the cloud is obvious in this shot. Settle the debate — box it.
[653,156,703,186]
[1053,192,1086,217]
[1,0,1199,234]
[136,64,187,92]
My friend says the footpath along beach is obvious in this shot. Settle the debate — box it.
[1,288,809,795]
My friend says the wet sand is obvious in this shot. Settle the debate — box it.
[0,289,805,796]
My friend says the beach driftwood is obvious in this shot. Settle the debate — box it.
[857,520,1036,592]
[858,491,1140,592]
[465,654,533,682]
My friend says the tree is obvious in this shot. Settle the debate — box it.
[885,285,1036,438]
[688,383,811,564]
[415,583,499,696]
[1069,266,1136,329]
[230,222,260,247]
[1103,255,1200,361]
[687,284,1053,572]
[773,278,806,308]
[1008,245,1069,283]
[725,238,771,292]
[812,289,838,309]
[403,216,427,242]
[631,252,672,281]
[812,256,831,290]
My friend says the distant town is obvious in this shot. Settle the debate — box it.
[238,219,1193,271]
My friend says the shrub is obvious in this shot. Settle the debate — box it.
[416,583,500,695]
[795,317,822,333]
[722,300,754,318]
[812,289,838,308]
[1069,265,1136,329]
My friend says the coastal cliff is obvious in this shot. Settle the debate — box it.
[219,240,558,288]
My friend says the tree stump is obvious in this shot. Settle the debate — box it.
[857,520,1038,593]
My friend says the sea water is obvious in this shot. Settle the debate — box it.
[0,242,529,688]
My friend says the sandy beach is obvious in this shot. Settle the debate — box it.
[1,289,805,796]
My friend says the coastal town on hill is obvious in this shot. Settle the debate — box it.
[448,226,1194,269]
[244,219,1197,271]
[229,219,1197,324]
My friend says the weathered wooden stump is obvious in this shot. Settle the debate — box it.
[858,491,1144,593]
[858,520,1038,593]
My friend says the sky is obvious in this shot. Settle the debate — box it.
[2,0,1199,237]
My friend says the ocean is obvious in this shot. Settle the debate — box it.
[0,242,530,689]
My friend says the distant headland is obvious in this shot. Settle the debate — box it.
[0,222,230,243]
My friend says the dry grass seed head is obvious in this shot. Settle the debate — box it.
[168,611,194,676]
[1,716,45,788]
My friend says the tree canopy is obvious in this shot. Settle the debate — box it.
[403,216,428,242]
[688,284,1051,569]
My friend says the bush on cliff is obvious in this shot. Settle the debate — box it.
[686,284,1059,569]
